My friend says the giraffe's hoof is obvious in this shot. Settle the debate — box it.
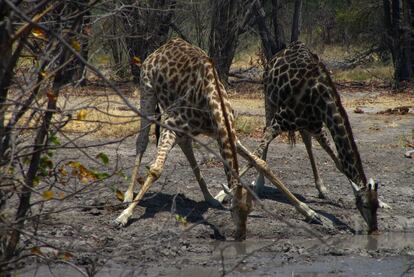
[316,181,328,199]
[379,200,392,209]
[214,188,232,204]
[114,211,131,228]
[317,192,329,200]
[123,192,134,204]
[252,180,265,197]
[308,213,334,229]
[206,198,225,209]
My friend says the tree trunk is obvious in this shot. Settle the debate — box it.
[58,2,90,86]
[253,0,285,61]
[291,0,302,42]
[384,0,414,86]
[271,0,285,51]
[3,2,81,262]
[0,6,13,153]
[208,0,243,84]
[122,0,176,83]
[402,0,413,80]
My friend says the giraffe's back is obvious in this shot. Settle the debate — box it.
[140,38,233,136]
[264,42,337,134]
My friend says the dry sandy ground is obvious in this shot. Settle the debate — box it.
[13,89,414,276]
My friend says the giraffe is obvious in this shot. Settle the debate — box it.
[114,38,252,240]
[247,41,386,234]
[114,38,332,240]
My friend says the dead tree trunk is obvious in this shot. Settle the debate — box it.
[57,2,90,86]
[384,0,414,86]
[291,0,302,42]
[122,0,176,83]
[2,2,85,262]
[253,0,285,61]
[208,0,243,84]
[272,0,285,51]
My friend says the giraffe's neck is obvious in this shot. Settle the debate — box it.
[324,94,367,187]
[314,63,367,187]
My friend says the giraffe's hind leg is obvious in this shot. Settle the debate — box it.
[252,126,279,195]
[300,130,328,199]
[115,129,177,227]
[179,138,223,208]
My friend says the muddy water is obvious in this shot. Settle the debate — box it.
[19,233,414,276]
[210,232,414,257]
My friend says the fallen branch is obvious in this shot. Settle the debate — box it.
[229,78,262,84]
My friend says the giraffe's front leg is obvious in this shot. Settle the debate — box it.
[115,173,158,226]
[252,125,279,196]
[236,140,336,229]
[114,129,176,227]
[123,154,143,203]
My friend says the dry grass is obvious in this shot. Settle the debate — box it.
[317,44,355,61]
[62,108,141,138]
[333,65,393,83]
[60,89,413,141]
[232,41,262,69]
[341,91,414,110]
[58,89,142,138]
[234,115,264,135]
[231,97,264,110]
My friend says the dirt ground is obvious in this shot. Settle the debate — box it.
[16,88,414,276]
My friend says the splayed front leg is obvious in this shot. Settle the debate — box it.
[236,140,336,229]
[123,154,146,203]
[115,129,176,227]
[114,170,159,227]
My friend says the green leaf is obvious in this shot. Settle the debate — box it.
[109,184,117,192]
[40,156,53,169]
[96,152,109,165]
[33,176,40,186]
[49,133,61,145]
[117,171,129,181]
[175,214,188,226]
[94,171,109,180]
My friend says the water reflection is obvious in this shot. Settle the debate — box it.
[211,232,414,259]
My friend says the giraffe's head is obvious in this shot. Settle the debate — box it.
[351,178,379,234]
[231,186,253,241]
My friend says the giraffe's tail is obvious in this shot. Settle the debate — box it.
[288,131,296,146]
[154,104,161,146]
